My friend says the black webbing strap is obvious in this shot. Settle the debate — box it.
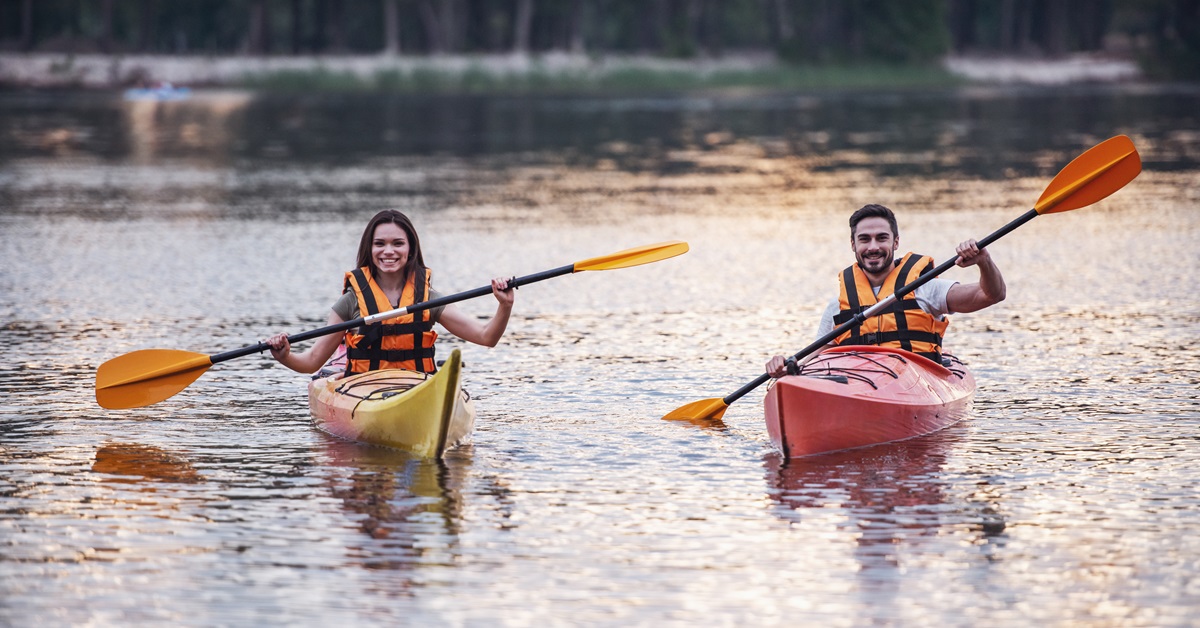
[411,268,430,373]
[891,254,925,352]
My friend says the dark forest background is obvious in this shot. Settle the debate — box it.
[0,0,1196,78]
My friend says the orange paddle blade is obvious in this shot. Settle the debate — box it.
[573,240,689,272]
[95,349,213,410]
[662,397,729,423]
[1035,135,1141,215]
[91,442,202,483]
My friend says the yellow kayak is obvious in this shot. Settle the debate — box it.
[307,348,475,458]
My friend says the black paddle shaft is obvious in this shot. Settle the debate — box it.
[721,208,1040,406]
[208,263,577,365]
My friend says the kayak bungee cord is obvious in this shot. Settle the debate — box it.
[335,375,427,400]
[798,351,906,389]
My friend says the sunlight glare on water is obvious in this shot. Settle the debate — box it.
[1,87,1199,625]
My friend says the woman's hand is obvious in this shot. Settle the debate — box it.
[266,332,291,361]
[492,277,515,307]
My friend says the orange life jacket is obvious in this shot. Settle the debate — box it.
[832,252,948,362]
[342,267,438,375]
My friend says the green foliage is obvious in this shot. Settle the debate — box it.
[777,0,949,64]
[232,60,962,94]
[1112,0,1200,80]
[0,0,1190,82]
[860,0,950,63]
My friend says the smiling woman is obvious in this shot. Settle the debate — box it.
[264,209,516,376]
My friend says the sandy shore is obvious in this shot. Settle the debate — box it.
[0,51,1142,89]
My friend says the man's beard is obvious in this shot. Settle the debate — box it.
[857,250,894,274]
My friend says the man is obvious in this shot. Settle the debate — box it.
[766,203,1006,377]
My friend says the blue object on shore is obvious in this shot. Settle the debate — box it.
[123,82,192,102]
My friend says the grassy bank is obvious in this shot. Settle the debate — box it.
[6,52,1141,93]
[237,61,963,93]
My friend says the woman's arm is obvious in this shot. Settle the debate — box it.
[437,277,515,347]
[266,310,346,373]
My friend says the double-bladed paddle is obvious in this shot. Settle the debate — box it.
[97,240,689,410]
[663,134,1142,423]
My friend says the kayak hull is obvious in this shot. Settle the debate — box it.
[308,348,475,458]
[764,346,975,458]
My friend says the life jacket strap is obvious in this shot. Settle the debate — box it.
[345,346,436,364]
[838,329,944,349]
[832,298,922,326]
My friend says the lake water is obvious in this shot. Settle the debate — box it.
[2,84,1199,626]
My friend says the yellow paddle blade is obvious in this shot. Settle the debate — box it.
[573,240,689,272]
[662,397,729,423]
[1035,135,1141,215]
[95,349,214,410]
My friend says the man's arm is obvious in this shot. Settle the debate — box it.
[766,299,838,377]
[945,239,1006,314]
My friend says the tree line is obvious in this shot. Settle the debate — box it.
[0,1,1196,76]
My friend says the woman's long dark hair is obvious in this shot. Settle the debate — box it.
[355,210,426,280]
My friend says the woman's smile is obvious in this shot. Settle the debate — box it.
[371,222,410,274]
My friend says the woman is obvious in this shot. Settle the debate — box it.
[266,209,514,375]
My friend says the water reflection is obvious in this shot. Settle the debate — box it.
[765,427,1007,574]
[122,91,253,165]
[91,441,201,484]
[767,433,949,527]
[4,86,1199,174]
[318,437,467,570]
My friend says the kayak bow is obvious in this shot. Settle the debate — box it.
[764,346,975,457]
[308,348,475,458]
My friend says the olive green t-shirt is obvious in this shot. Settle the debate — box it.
[332,289,445,324]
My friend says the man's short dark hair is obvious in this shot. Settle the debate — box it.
[849,204,898,239]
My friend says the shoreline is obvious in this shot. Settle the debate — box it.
[0,51,1143,91]
[943,53,1141,85]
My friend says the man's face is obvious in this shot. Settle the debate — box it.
[852,216,897,276]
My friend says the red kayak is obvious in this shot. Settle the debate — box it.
[763,345,975,457]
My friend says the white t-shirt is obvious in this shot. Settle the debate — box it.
[815,278,957,338]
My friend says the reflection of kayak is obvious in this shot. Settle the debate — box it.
[764,346,975,458]
[308,348,475,458]
[319,441,462,541]
[764,434,953,513]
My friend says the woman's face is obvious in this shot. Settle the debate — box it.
[371,222,410,275]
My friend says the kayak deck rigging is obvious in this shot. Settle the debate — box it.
[796,350,968,390]
[335,373,424,399]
